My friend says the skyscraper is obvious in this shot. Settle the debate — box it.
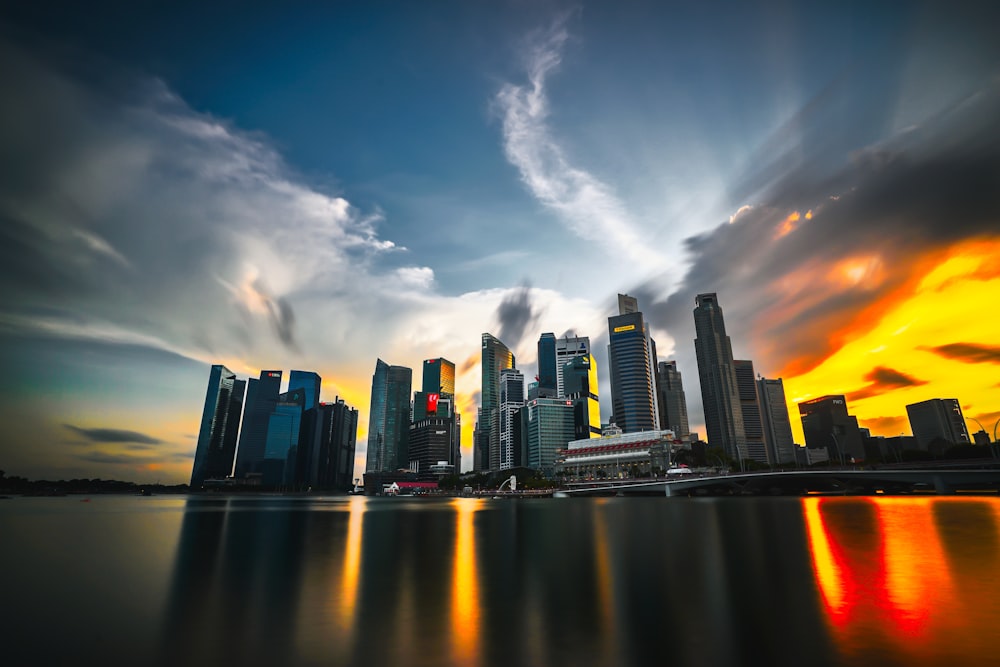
[757,377,796,464]
[524,396,576,475]
[262,386,306,487]
[537,333,557,395]
[562,354,600,439]
[734,360,769,464]
[693,293,747,462]
[555,335,590,398]
[481,333,515,472]
[656,360,690,439]
[906,398,970,448]
[422,358,455,398]
[190,365,245,488]
[365,359,412,472]
[234,370,282,479]
[608,295,659,433]
[799,395,865,463]
[499,368,525,470]
[312,397,359,490]
[288,370,322,410]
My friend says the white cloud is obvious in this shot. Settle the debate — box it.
[495,17,660,274]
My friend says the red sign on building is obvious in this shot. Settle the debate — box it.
[427,393,440,415]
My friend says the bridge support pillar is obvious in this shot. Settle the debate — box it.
[933,475,954,495]
[664,484,672,497]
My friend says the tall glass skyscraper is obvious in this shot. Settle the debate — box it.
[905,398,970,448]
[537,333,557,395]
[499,368,525,470]
[757,377,796,464]
[656,361,690,439]
[190,365,246,488]
[481,333,515,472]
[365,359,412,473]
[422,358,455,398]
[562,354,600,439]
[312,397,359,490]
[693,293,747,462]
[288,370,321,411]
[608,295,659,433]
[262,387,306,487]
[234,370,282,479]
[555,335,590,398]
[734,360,769,464]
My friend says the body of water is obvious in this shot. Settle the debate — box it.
[2,494,999,666]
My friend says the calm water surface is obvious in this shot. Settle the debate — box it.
[2,495,999,667]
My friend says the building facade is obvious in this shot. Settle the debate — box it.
[734,360,769,464]
[524,397,577,475]
[757,377,797,464]
[555,335,591,398]
[608,295,659,433]
[481,333,515,472]
[563,354,601,440]
[312,398,359,491]
[537,332,557,395]
[234,370,283,479]
[499,368,525,470]
[365,359,412,473]
[798,395,865,463]
[656,360,690,439]
[906,398,970,448]
[693,293,747,462]
[190,364,246,488]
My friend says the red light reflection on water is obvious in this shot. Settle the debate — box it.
[803,496,1000,664]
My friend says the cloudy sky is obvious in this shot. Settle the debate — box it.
[1,0,998,483]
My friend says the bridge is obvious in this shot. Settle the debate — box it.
[553,466,1000,497]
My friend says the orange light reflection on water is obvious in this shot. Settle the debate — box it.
[450,498,481,666]
[803,497,1000,664]
[338,496,365,635]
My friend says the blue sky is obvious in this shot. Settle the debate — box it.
[1,1,999,482]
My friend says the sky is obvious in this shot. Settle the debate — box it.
[1,0,998,484]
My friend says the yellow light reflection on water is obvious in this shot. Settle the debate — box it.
[450,498,481,666]
[591,500,618,665]
[338,495,365,634]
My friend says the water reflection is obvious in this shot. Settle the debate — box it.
[803,497,1000,666]
[142,496,1000,667]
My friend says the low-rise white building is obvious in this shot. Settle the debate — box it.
[556,426,675,479]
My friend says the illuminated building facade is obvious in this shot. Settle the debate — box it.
[608,294,659,433]
[481,333,515,472]
[562,354,600,439]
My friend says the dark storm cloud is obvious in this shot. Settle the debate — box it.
[846,366,927,402]
[64,424,162,445]
[495,283,538,349]
[633,78,1000,380]
[923,342,1000,364]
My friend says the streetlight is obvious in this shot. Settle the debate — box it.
[966,416,1000,459]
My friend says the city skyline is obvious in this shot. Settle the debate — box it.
[1,2,999,484]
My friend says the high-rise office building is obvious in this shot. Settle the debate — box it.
[734,360,769,464]
[537,333,557,395]
[190,365,246,488]
[474,412,488,472]
[693,293,747,462]
[555,335,591,398]
[481,333,515,472]
[799,395,865,462]
[499,368,525,470]
[262,386,306,487]
[365,359,412,472]
[288,370,321,411]
[311,397,359,490]
[608,295,659,433]
[563,354,600,439]
[757,377,796,464]
[422,358,455,398]
[906,398,970,448]
[524,397,577,475]
[234,370,282,479]
[656,361,690,439]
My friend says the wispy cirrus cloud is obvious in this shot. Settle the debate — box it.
[923,342,1000,364]
[495,15,658,275]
